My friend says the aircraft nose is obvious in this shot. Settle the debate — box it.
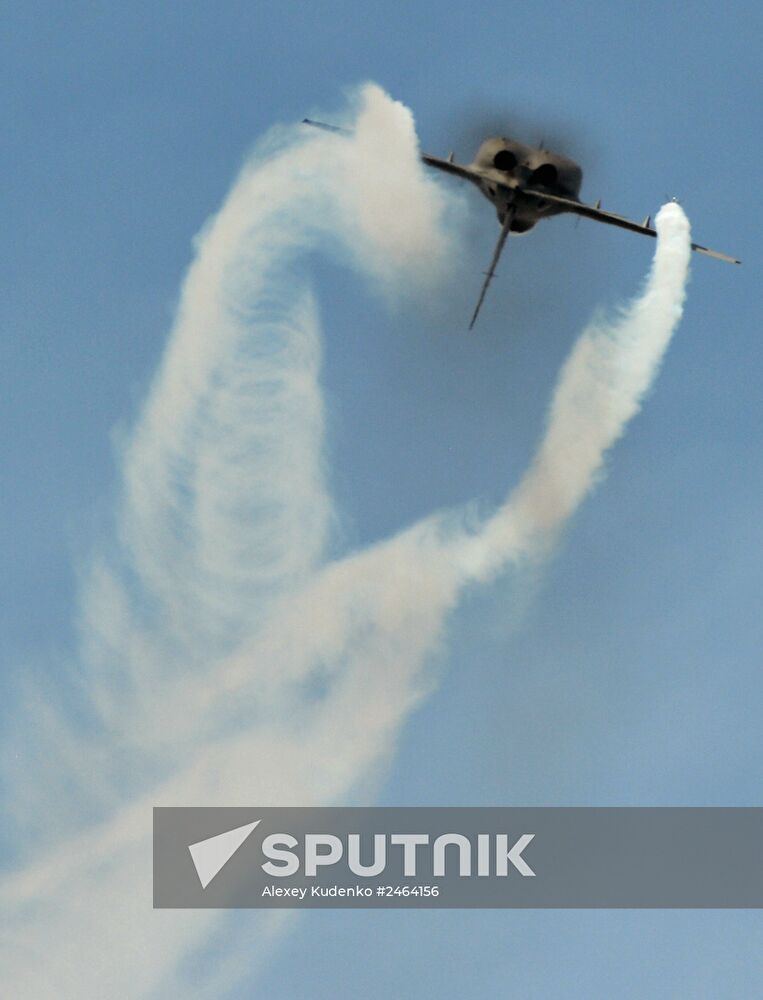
[513,164,533,187]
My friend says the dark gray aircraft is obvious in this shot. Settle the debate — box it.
[304,119,739,329]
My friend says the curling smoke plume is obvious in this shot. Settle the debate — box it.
[1,84,690,999]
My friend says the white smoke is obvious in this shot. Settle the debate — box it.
[1,82,690,999]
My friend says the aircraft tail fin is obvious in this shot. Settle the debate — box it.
[469,209,514,330]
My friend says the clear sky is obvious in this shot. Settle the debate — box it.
[3,2,762,997]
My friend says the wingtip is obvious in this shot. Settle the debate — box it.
[301,118,348,134]
[691,243,742,265]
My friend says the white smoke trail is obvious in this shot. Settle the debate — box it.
[462,198,691,578]
[0,81,690,999]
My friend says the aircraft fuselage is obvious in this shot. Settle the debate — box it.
[469,137,584,232]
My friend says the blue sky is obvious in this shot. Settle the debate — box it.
[3,2,762,997]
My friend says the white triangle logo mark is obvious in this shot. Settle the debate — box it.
[188,820,260,889]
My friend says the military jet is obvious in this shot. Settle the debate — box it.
[304,119,740,329]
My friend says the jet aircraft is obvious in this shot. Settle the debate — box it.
[303,118,739,329]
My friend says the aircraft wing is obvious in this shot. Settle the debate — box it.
[302,119,486,189]
[521,188,741,264]
[302,118,348,135]
[419,153,486,188]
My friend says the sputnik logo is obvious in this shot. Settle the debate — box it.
[188,820,260,889]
